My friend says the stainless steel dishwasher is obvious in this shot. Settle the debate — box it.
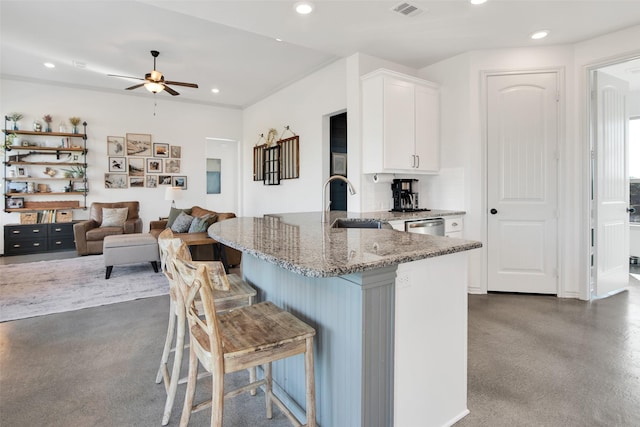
[405,218,445,236]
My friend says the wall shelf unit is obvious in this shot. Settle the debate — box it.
[3,118,89,215]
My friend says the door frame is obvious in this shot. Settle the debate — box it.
[480,67,564,295]
[584,53,640,300]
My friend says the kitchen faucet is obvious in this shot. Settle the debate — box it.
[322,175,356,223]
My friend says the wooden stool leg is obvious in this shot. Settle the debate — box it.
[180,346,199,427]
[211,363,225,427]
[249,367,257,396]
[305,337,316,427]
[155,299,176,384]
[265,363,273,419]
[162,306,186,425]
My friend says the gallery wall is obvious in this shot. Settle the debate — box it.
[0,78,242,254]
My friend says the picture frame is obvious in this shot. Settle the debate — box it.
[172,175,187,190]
[6,197,24,209]
[73,181,88,192]
[146,175,158,188]
[17,167,27,177]
[7,182,28,193]
[104,173,128,189]
[108,156,127,172]
[153,142,169,158]
[129,176,145,188]
[146,158,163,173]
[159,175,172,185]
[170,145,181,158]
[331,152,347,176]
[164,159,181,174]
[126,133,152,156]
[107,136,125,156]
[128,158,145,176]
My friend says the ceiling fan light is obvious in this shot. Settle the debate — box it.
[295,2,313,14]
[144,82,164,93]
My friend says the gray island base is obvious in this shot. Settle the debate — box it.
[208,212,482,427]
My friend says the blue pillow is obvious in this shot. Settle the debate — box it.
[188,213,217,233]
[170,212,194,233]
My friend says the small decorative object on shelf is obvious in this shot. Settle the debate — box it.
[69,117,81,134]
[33,120,42,132]
[43,114,52,132]
[59,121,67,133]
[9,112,23,130]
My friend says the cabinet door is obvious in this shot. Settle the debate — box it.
[383,78,415,170]
[414,84,440,172]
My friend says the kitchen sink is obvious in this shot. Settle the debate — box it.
[331,219,393,230]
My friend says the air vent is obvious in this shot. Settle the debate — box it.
[391,2,424,17]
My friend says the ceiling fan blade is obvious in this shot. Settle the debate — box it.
[165,81,199,88]
[125,83,145,91]
[163,85,180,96]
[108,74,144,81]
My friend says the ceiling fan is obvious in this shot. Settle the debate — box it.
[108,50,198,96]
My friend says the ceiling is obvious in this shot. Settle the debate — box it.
[1,1,640,109]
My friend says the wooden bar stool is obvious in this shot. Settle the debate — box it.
[155,229,256,425]
[172,255,317,427]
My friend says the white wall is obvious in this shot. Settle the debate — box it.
[1,78,242,254]
[241,59,347,217]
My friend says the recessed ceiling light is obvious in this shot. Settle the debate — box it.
[470,0,487,5]
[44,62,55,68]
[211,88,220,94]
[275,38,283,42]
[530,30,550,40]
[295,2,314,14]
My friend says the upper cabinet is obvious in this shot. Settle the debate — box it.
[362,69,440,174]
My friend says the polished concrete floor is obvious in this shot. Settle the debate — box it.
[1,252,639,426]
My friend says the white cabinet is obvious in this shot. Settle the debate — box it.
[445,216,463,238]
[362,69,440,174]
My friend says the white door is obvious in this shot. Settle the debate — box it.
[383,77,415,170]
[594,71,630,298]
[487,72,558,294]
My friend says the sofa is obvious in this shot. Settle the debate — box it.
[73,201,143,256]
[149,205,242,266]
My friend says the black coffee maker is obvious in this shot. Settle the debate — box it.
[392,179,426,212]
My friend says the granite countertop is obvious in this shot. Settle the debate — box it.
[208,211,481,278]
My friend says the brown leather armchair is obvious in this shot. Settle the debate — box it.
[73,201,143,255]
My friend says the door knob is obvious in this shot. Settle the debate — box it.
[490,208,498,215]
[628,207,637,213]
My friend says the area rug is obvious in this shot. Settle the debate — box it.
[0,255,169,322]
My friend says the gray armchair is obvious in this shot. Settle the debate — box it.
[73,201,143,255]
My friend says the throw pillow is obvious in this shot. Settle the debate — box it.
[188,213,218,233]
[170,212,194,233]
[166,207,192,228]
[100,207,128,227]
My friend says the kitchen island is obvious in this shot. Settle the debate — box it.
[208,212,481,427]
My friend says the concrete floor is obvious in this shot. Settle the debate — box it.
[1,252,639,426]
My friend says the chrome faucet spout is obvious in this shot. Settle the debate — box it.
[322,175,356,223]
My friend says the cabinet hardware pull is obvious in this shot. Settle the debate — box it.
[55,241,62,245]
[416,155,420,168]
[32,229,40,233]
[13,244,21,248]
[12,230,20,234]
[54,228,62,232]
[33,243,40,247]
[411,155,416,168]
[452,222,458,227]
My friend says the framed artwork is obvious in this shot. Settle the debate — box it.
[170,145,181,158]
[146,175,158,188]
[128,158,145,176]
[104,173,127,189]
[153,143,169,158]
[331,152,347,176]
[107,136,125,156]
[6,197,24,209]
[146,158,163,173]
[73,181,88,192]
[165,159,181,174]
[172,175,187,189]
[126,133,152,156]
[108,156,127,172]
[129,176,144,188]
[159,175,172,185]
[207,158,221,194]
[17,167,27,177]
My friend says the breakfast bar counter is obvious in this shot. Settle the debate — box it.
[208,212,481,427]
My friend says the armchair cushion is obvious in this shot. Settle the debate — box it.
[100,207,128,227]
[74,201,142,256]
